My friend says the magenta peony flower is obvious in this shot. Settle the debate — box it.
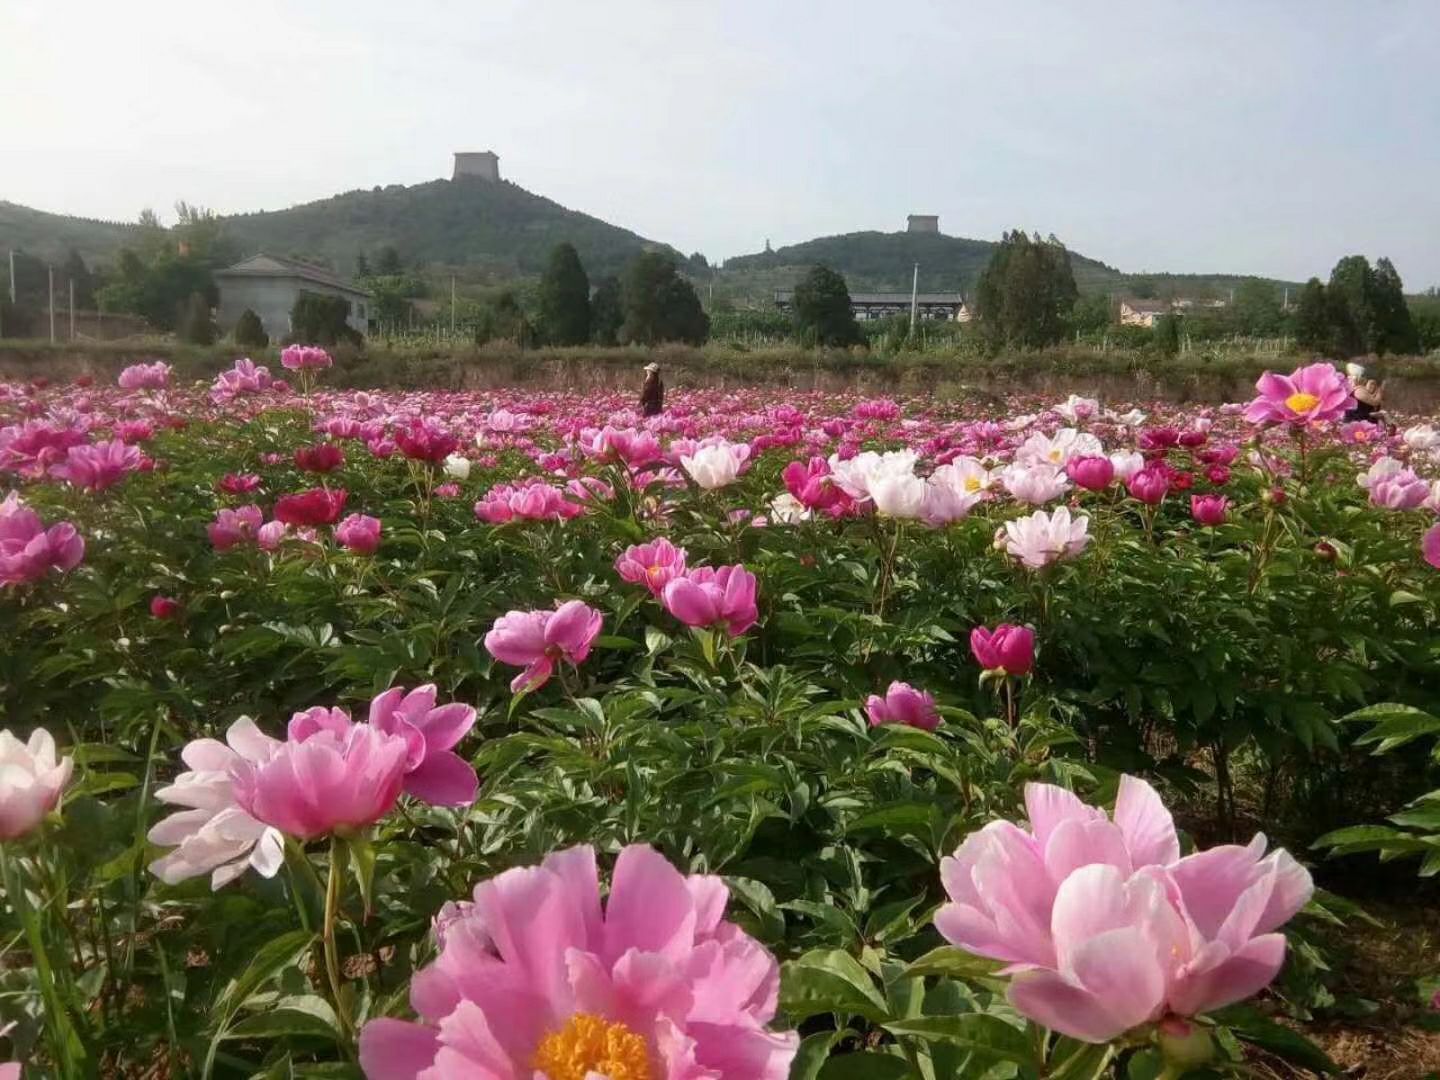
[50,439,143,492]
[117,360,172,390]
[783,456,853,514]
[865,681,940,731]
[274,487,348,526]
[280,345,333,371]
[357,843,798,1079]
[334,513,382,554]
[484,600,604,693]
[366,685,478,806]
[0,728,73,840]
[217,472,262,495]
[150,595,181,620]
[662,565,759,637]
[970,624,1035,675]
[0,494,84,587]
[207,505,264,551]
[1423,524,1440,569]
[937,777,1313,1044]
[615,538,689,597]
[210,358,277,403]
[147,718,284,888]
[1066,455,1115,491]
[294,442,345,473]
[231,719,411,841]
[1243,363,1354,426]
[1190,494,1229,527]
[395,418,459,463]
[1127,467,1170,505]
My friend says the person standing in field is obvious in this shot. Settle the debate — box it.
[640,362,664,416]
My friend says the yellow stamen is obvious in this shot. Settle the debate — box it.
[964,477,982,492]
[1285,391,1320,414]
[533,1014,652,1080]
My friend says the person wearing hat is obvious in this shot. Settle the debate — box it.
[640,362,664,417]
[1342,363,1386,425]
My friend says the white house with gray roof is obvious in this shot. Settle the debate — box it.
[215,254,372,341]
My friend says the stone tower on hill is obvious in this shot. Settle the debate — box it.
[453,151,500,182]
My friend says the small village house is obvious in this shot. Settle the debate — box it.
[215,254,371,342]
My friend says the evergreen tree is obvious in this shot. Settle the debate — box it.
[290,293,360,346]
[1230,279,1282,336]
[973,230,1078,348]
[1327,255,1375,357]
[537,243,592,346]
[234,308,269,347]
[376,246,403,275]
[792,264,861,346]
[619,252,709,345]
[1293,278,1330,352]
[355,253,371,279]
[177,291,216,345]
[1371,257,1419,355]
[590,276,624,346]
[1153,313,1181,357]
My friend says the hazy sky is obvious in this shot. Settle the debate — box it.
[3,0,1438,285]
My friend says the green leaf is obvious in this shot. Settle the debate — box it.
[780,949,890,1022]
[214,929,318,1016]
[1217,1007,1337,1073]
[883,1014,1036,1065]
[789,1031,844,1080]
[226,995,340,1040]
[816,1052,913,1079]
[348,833,377,917]
[900,946,1003,982]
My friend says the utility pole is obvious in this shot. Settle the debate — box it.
[68,278,75,340]
[48,265,55,343]
[450,275,456,337]
[909,262,919,334]
[7,250,14,303]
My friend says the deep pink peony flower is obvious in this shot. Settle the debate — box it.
[217,472,262,495]
[366,685,478,806]
[937,777,1313,1043]
[395,418,459,463]
[615,538,688,597]
[50,439,143,492]
[484,600,604,693]
[231,719,411,841]
[207,505,264,551]
[150,595,181,620]
[1243,363,1354,426]
[783,456,852,513]
[1127,467,1170,505]
[866,681,940,731]
[357,843,798,1079]
[1066,455,1115,491]
[0,494,84,587]
[662,565,759,637]
[970,624,1035,676]
[280,345,333,371]
[334,513,382,554]
[1424,524,1440,569]
[295,442,345,473]
[275,487,348,526]
[1190,494,1229,527]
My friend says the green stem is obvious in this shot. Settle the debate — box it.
[322,836,354,1043]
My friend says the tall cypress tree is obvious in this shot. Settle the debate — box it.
[1293,278,1330,352]
[1371,257,1418,355]
[792,264,861,346]
[1327,255,1375,357]
[537,243,592,346]
[973,230,1078,348]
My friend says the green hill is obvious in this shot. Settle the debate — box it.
[0,178,674,282]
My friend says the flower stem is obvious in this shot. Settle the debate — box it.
[322,836,355,1043]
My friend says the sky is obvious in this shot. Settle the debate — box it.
[2,0,1439,286]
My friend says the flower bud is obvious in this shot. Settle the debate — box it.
[1158,1017,1215,1068]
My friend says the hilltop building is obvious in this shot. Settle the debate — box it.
[775,288,965,322]
[1119,296,1228,327]
[216,254,371,341]
[453,151,500,182]
[906,214,940,234]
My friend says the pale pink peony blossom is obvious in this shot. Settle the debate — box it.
[117,360,172,390]
[0,728,73,840]
[50,439,143,492]
[999,506,1091,569]
[365,685,478,807]
[484,600,604,693]
[357,843,798,1079]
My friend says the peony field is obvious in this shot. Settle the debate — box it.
[3,349,1440,1079]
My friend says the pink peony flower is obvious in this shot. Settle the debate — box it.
[334,513,382,554]
[1066,455,1115,491]
[615,538,688,597]
[0,728,73,840]
[357,843,798,1079]
[1423,524,1440,569]
[217,472,262,495]
[280,344,333,371]
[1190,494,1229,527]
[395,418,459,463]
[150,595,181,620]
[1369,468,1430,510]
[866,681,940,731]
[210,358,276,403]
[937,777,1313,1044]
[207,505,264,551]
[147,718,284,888]
[998,506,1091,569]
[274,487,348,526]
[231,719,411,841]
[117,360,172,389]
[50,439,143,492]
[970,624,1035,676]
[662,565,759,637]
[1127,467,1170,506]
[257,520,289,551]
[0,494,84,587]
[366,685,479,806]
[484,600,604,693]
[783,456,852,514]
[1243,363,1354,426]
[295,442,345,473]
